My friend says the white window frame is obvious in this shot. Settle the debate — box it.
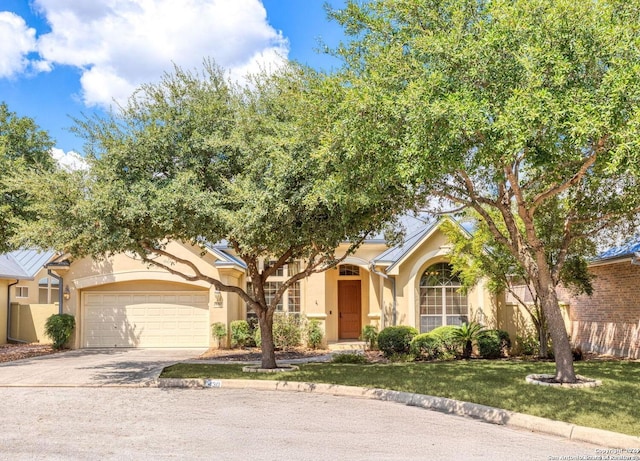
[419,263,468,333]
[16,286,29,298]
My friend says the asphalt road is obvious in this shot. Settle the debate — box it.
[0,387,600,461]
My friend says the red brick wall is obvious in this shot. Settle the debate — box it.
[560,260,640,358]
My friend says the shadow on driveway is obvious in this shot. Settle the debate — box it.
[0,348,206,387]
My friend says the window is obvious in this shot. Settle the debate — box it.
[339,264,360,276]
[38,277,59,304]
[16,286,29,298]
[419,263,468,333]
[246,273,302,320]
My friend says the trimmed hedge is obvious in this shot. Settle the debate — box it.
[478,329,511,358]
[377,325,418,357]
[410,333,443,360]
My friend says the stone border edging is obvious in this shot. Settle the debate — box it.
[157,377,640,449]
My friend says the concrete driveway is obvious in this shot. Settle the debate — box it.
[0,348,205,387]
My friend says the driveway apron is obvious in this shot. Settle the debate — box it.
[0,348,205,387]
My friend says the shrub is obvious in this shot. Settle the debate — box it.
[429,326,459,356]
[332,353,368,364]
[211,322,227,348]
[305,318,324,349]
[360,325,378,350]
[515,331,539,356]
[254,314,302,350]
[377,325,418,357]
[410,333,443,360]
[44,313,75,350]
[230,320,251,348]
[477,329,511,358]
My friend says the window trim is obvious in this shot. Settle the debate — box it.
[419,262,468,333]
[15,286,29,299]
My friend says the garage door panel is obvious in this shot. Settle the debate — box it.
[82,292,210,348]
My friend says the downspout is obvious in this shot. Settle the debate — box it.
[6,280,28,344]
[369,264,397,327]
[47,270,64,315]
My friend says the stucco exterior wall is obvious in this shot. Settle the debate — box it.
[378,228,498,333]
[0,279,8,344]
[562,260,640,358]
[9,303,58,343]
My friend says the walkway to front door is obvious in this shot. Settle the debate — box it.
[338,280,361,339]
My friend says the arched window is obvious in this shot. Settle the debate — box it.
[419,262,468,333]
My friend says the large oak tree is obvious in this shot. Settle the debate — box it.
[16,62,410,368]
[330,0,640,382]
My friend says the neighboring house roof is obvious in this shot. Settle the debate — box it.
[0,249,56,280]
[594,238,640,264]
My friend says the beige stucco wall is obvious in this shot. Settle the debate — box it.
[375,227,498,334]
[9,303,58,343]
[0,279,8,344]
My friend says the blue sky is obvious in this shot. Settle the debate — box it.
[0,0,346,165]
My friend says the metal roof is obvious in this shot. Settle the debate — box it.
[0,249,55,280]
[595,238,640,262]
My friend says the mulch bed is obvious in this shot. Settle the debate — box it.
[197,347,389,363]
[0,343,59,364]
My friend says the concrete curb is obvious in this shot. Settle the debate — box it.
[158,377,640,449]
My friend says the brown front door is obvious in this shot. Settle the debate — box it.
[338,280,361,339]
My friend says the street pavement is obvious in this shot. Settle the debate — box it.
[0,349,625,460]
[0,386,601,461]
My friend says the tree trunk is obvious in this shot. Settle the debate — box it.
[538,321,549,359]
[537,284,576,383]
[258,310,278,369]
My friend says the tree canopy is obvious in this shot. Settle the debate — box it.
[0,102,55,253]
[15,61,412,368]
[330,0,640,382]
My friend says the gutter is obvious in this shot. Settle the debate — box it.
[47,269,64,315]
[369,263,397,327]
[6,280,28,344]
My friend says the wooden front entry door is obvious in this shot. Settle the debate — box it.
[338,280,361,339]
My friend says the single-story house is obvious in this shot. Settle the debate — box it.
[559,240,640,359]
[2,217,502,349]
[5,217,636,358]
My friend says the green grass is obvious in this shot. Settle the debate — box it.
[161,360,640,436]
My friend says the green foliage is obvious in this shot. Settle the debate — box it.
[377,325,418,357]
[12,60,411,369]
[230,320,251,348]
[515,331,541,357]
[410,333,443,361]
[255,314,303,351]
[331,0,640,381]
[360,324,378,350]
[428,326,460,356]
[452,322,486,359]
[0,103,55,252]
[211,322,227,347]
[331,353,368,364]
[477,330,511,359]
[305,318,324,349]
[44,314,75,350]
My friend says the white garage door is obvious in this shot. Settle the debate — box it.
[82,292,210,348]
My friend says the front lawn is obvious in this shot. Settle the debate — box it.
[161,359,640,436]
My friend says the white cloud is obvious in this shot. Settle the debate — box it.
[50,148,88,171]
[0,12,37,78]
[31,0,289,108]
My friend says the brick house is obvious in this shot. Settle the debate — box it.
[561,241,640,358]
